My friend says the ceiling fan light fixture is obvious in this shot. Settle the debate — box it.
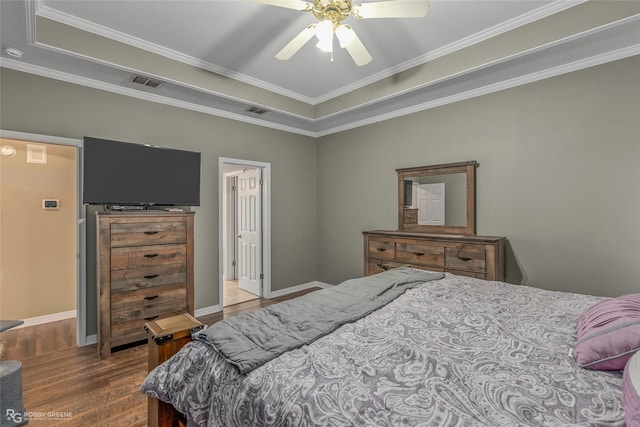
[315,20,333,41]
[335,24,355,48]
[259,0,430,65]
[315,38,333,53]
[315,20,334,52]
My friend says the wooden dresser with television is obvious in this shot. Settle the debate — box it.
[96,211,194,359]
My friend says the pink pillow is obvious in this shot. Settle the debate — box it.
[624,351,640,426]
[575,294,640,370]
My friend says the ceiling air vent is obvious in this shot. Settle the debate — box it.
[245,106,269,115]
[131,75,163,89]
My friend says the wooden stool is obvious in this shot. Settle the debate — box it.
[145,313,204,427]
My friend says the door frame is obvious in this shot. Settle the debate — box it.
[223,174,238,281]
[218,157,271,307]
[0,129,87,346]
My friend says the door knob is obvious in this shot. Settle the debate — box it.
[237,235,242,238]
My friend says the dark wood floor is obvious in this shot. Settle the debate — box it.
[20,288,318,427]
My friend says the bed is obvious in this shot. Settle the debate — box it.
[141,269,628,426]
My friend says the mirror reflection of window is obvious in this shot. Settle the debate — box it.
[403,179,414,207]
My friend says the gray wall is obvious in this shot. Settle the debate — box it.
[317,56,640,297]
[1,54,638,335]
[0,68,318,335]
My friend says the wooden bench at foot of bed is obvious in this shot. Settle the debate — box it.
[145,313,204,427]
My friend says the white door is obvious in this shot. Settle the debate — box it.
[417,183,445,225]
[237,168,262,295]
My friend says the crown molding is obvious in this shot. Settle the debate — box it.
[29,28,314,125]
[1,58,318,137]
[33,0,316,104]
[4,40,637,139]
[316,44,640,137]
[316,14,640,122]
[312,0,587,103]
[33,0,586,106]
[6,1,639,139]
[0,129,82,146]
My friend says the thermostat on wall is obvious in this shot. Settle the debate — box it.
[42,199,59,209]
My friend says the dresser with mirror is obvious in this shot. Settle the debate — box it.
[363,161,506,281]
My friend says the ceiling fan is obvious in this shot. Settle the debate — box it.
[252,0,430,66]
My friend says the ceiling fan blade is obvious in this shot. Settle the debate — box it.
[250,0,313,11]
[276,24,317,60]
[345,31,372,66]
[352,0,430,19]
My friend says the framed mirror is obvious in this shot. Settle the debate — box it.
[397,160,477,235]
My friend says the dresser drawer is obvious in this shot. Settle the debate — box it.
[111,244,186,270]
[368,259,407,274]
[111,283,186,315]
[110,304,187,339]
[367,240,396,260]
[111,285,187,337]
[445,246,486,272]
[403,209,418,225]
[396,242,444,267]
[364,231,504,281]
[110,263,187,292]
[110,221,186,247]
[368,259,443,275]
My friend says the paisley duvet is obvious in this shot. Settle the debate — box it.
[141,273,625,426]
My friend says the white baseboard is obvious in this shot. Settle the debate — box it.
[13,309,76,329]
[195,304,223,317]
[267,281,332,299]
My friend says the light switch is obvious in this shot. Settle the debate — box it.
[43,199,59,209]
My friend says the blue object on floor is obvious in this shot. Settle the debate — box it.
[0,320,27,426]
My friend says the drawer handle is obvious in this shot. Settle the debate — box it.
[376,248,387,252]
[144,231,159,235]
[144,274,159,279]
[413,252,424,256]
[458,257,472,262]
[144,254,159,258]
[144,295,159,301]
[144,315,159,321]
[377,263,390,271]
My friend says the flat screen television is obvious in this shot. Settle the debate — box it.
[83,137,201,206]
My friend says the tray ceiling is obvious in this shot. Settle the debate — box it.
[1,0,639,136]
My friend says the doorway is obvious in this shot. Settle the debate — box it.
[0,130,85,345]
[219,158,271,308]
[415,182,445,225]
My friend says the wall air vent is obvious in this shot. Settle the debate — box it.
[131,75,163,89]
[245,106,269,115]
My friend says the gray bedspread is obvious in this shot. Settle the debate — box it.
[197,267,444,374]
[141,273,624,426]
